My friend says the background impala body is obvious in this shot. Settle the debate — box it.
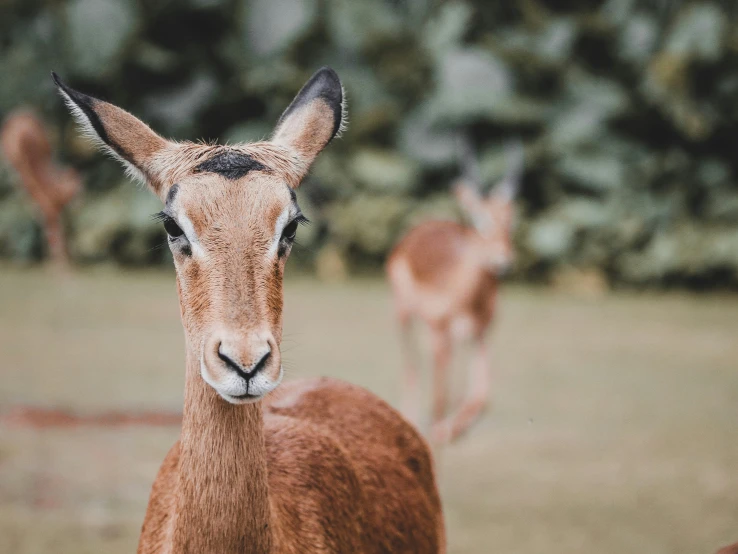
[55,68,444,554]
[387,139,523,443]
[0,110,80,267]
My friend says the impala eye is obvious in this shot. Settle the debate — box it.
[164,218,184,238]
[154,212,185,239]
[282,220,298,241]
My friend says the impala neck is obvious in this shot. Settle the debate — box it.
[171,341,273,553]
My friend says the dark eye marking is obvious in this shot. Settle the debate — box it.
[278,214,309,257]
[195,151,270,180]
[164,218,184,238]
[282,215,309,241]
[282,220,298,241]
[165,183,179,205]
[153,211,185,239]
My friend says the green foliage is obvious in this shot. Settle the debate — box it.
[0,0,737,288]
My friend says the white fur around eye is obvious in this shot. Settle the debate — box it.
[174,210,204,257]
[268,205,292,258]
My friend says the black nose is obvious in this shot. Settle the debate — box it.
[217,345,271,380]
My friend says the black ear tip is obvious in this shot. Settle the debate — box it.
[51,71,72,95]
[315,66,339,79]
[306,66,342,106]
[312,67,341,89]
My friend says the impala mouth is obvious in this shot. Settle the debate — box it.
[223,391,261,403]
[217,369,283,404]
[230,389,261,401]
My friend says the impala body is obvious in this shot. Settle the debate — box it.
[387,143,521,443]
[55,68,444,554]
[0,110,80,266]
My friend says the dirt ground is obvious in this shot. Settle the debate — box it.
[0,267,736,553]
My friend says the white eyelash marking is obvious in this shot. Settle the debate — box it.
[268,206,291,258]
[176,210,204,257]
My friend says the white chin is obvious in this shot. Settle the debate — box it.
[218,391,263,405]
[201,361,283,405]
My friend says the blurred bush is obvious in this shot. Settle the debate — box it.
[0,0,737,288]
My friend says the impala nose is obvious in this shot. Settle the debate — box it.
[216,338,272,380]
[218,343,270,379]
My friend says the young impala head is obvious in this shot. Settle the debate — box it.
[454,181,516,272]
[53,68,345,404]
[453,138,523,273]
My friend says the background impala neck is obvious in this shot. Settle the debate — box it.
[171,345,273,553]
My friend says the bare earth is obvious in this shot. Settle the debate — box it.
[0,267,736,553]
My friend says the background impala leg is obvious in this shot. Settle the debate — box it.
[44,213,69,269]
[430,325,452,441]
[435,335,490,443]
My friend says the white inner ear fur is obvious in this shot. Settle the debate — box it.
[272,90,348,160]
[268,205,292,258]
[57,88,148,187]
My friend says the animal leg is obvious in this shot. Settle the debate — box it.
[44,212,69,268]
[434,335,490,443]
[430,326,452,436]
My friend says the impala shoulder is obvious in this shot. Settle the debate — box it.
[267,377,399,421]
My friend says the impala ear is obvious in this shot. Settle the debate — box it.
[491,176,519,202]
[453,179,482,214]
[271,67,346,186]
[491,139,524,202]
[51,72,174,195]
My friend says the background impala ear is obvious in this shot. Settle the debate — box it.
[490,139,524,202]
[271,67,346,186]
[453,179,483,214]
[51,72,174,196]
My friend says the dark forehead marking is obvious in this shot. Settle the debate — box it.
[195,150,270,180]
[165,183,179,206]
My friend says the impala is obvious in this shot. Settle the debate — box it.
[387,138,523,443]
[1,109,80,266]
[54,67,444,554]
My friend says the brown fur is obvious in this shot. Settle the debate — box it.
[387,181,516,444]
[0,109,80,266]
[55,69,444,553]
[139,376,444,554]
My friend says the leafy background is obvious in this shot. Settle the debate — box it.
[1,0,737,288]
